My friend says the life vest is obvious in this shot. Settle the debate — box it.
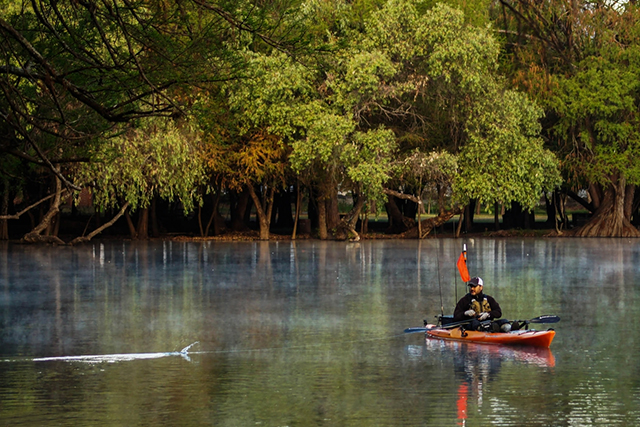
[470,297,491,314]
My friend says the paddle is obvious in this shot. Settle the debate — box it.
[404,318,474,334]
[403,315,560,334]
[515,314,560,330]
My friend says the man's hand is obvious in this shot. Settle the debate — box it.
[478,312,490,321]
[464,309,476,317]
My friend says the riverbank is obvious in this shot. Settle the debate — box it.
[166,227,561,242]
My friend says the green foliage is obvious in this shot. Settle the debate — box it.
[1,0,567,236]
[456,90,561,209]
[224,51,317,139]
[552,53,640,187]
[341,128,396,205]
[74,119,207,214]
[497,1,640,193]
[346,0,558,210]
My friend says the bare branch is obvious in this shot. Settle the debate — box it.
[0,192,60,220]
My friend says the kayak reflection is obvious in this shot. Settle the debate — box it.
[424,337,555,368]
[422,339,555,426]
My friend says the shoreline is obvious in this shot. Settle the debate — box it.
[2,228,584,245]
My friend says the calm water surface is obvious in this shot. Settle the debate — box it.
[1,238,639,426]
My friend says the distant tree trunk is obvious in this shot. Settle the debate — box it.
[400,208,462,238]
[150,197,159,237]
[230,189,251,231]
[125,209,137,238]
[575,176,640,237]
[503,202,534,229]
[464,200,477,233]
[136,207,149,239]
[397,185,460,238]
[274,188,294,229]
[326,190,340,233]
[0,178,9,240]
[307,186,318,231]
[292,182,302,240]
[202,191,225,236]
[543,193,555,228]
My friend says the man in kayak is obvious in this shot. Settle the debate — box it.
[453,277,511,332]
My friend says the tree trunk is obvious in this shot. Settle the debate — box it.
[382,189,418,233]
[588,183,603,211]
[544,193,555,228]
[68,203,130,245]
[384,196,414,234]
[400,207,462,238]
[624,184,635,219]
[136,208,149,239]
[575,176,640,237]
[503,202,534,229]
[204,191,225,236]
[21,176,66,244]
[335,193,366,241]
[317,193,328,240]
[326,190,340,232]
[292,182,302,240]
[125,209,137,239]
[247,184,274,240]
[464,200,476,233]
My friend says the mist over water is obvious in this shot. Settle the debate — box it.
[1,238,639,426]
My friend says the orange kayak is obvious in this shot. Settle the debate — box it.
[425,326,556,348]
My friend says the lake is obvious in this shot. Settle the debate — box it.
[1,238,639,426]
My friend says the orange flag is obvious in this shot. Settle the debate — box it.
[456,252,470,282]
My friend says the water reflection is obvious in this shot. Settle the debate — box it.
[1,239,640,426]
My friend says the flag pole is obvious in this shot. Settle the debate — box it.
[456,243,470,303]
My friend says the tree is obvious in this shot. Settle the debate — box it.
[497,0,640,236]
[71,118,207,243]
[0,0,304,240]
[324,0,560,236]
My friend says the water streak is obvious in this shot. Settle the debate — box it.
[30,342,200,364]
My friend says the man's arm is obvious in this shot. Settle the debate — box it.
[487,296,502,319]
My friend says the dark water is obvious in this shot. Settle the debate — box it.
[1,238,639,426]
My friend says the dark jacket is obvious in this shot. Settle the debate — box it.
[453,292,502,322]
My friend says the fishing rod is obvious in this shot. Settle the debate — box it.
[436,239,444,319]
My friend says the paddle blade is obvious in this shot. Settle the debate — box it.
[456,252,470,282]
[529,315,560,324]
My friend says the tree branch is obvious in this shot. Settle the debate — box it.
[68,202,130,245]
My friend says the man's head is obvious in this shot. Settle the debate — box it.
[468,276,483,296]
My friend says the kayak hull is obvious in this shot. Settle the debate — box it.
[426,327,556,348]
